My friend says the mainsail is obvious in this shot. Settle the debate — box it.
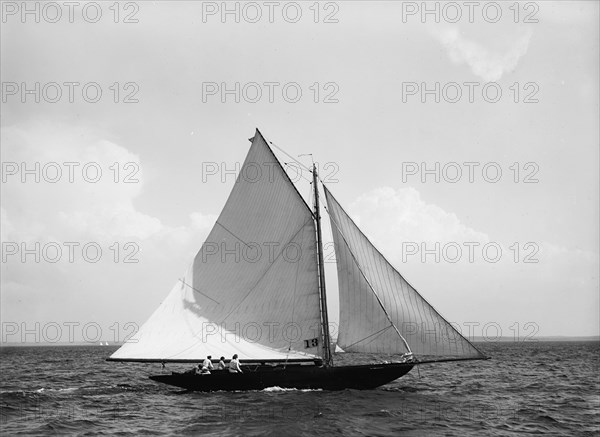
[110,128,486,366]
[110,130,323,362]
[324,186,486,360]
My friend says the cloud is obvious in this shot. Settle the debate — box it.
[432,27,533,81]
[348,186,489,248]
[0,208,15,243]
[335,186,598,336]
[1,121,221,338]
[1,121,215,245]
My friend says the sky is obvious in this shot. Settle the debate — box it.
[1,1,598,345]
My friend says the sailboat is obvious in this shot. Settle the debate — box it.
[107,129,488,391]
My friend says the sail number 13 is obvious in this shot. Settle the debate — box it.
[304,338,319,348]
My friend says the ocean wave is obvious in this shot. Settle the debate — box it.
[34,387,80,394]
[261,386,323,392]
[1,342,598,435]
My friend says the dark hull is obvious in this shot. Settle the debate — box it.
[149,363,414,391]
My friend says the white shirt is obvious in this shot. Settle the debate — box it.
[202,358,214,371]
[228,358,242,373]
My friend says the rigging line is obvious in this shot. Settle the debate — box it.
[257,130,314,218]
[261,133,324,216]
[268,140,317,186]
[283,162,312,184]
[276,148,328,188]
[269,141,313,173]
[161,265,216,361]
[342,325,393,350]
[218,216,315,324]
[164,219,314,362]
[322,186,488,358]
[414,356,491,364]
[324,196,413,355]
[215,220,253,249]
[179,278,220,305]
[164,150,313,363]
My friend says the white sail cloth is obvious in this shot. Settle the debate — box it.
[324,187,485,359]
[111,130,322,362]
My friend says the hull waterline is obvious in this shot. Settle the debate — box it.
[149,363,414,392]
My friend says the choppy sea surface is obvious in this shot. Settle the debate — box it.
[1,342,598,436]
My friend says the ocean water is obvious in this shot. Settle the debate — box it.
[1,341,598,436]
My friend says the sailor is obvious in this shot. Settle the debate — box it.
[228,354,243,373]
[217,356,226,370]
[200,355,214,374]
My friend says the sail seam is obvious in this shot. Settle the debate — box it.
[219,216,314,324]
[342,325,393,350]
[179,278,220,304]
[214,220,253,248]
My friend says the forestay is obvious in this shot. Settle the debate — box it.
[110,130,323,362]
[324,186,485,360]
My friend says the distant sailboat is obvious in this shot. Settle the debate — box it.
[107,129,488,391]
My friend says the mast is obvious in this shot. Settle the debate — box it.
[313,164,333,366]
